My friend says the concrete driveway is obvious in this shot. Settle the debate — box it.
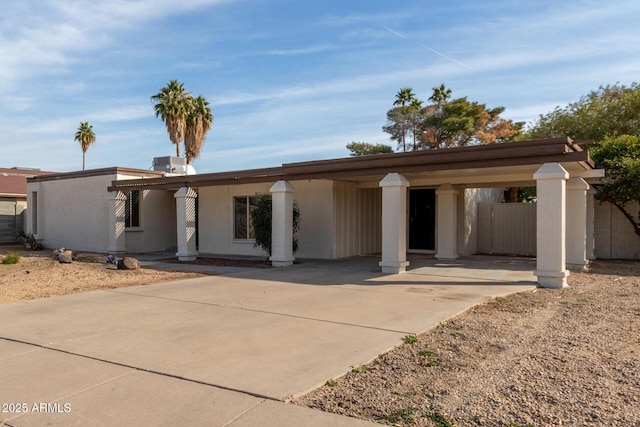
[0,256,535,426]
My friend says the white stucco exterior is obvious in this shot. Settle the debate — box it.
[30,138,630,291]
[27,169,174,253]
[197,179,381,260]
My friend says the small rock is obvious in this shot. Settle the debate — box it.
[58,250,74,263]
[117,257,140,270]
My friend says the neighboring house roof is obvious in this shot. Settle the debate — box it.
[0,168,56,198]
[107,137,600,192]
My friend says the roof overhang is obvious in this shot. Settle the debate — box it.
[108,137,598,192]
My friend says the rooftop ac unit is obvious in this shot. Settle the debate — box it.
[153,156,187,175]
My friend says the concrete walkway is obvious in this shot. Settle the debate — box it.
[0,257,535,426]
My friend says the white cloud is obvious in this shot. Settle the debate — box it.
[0,0,229,90]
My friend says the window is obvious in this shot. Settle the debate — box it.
[234,196,259,239]
[125,190,141,228]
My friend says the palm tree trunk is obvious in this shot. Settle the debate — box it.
[82,151,85,171]
[175,143,180,157]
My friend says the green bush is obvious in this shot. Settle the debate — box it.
[2,253,20,265]
[251,194,300,256]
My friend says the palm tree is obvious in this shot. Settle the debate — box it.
[392,87,416,152]
[184,95,214,164]
[74,122,96,171]
[429,83,452,106]
[393,87,416,108]
[151,80,192,157]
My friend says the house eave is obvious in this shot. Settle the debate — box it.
[108,137,596,192]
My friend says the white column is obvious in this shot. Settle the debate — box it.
[534,163,569,288]
[436,184,459,260]
[175,187,198,261]
[566,177,590,271]
[379,173,410,274]
[108,191,127,256]
[586,188,596,260]
[270,180,295,267]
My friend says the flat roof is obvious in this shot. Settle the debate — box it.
[28,167,165,184]
[107,138,595,192]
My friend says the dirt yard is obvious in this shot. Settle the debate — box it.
[296,260,640,426]
[0,245,206,303]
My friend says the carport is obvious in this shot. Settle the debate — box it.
[109,138,604,288]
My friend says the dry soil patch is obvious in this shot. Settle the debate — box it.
[296,260,640,427]
[0,246,205,303]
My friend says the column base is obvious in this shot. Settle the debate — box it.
[270,257,294,267]
[567,260,589,272]
[436,252,459,260]
[535,269,569,288]
[177,252,198,262]
[379,260,409,274]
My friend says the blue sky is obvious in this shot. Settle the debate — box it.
[2,0,639,173]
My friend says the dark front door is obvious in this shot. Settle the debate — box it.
[409,189,436,250]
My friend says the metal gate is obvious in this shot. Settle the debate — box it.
[477,203,536,256]
[0,201,19,243]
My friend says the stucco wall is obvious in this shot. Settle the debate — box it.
[296,180,335,258]
[594,200,640,260]
[27,175,113,252]
[197,180,335,258]
[197,182,272,257]
[26,172,175,254]
[123,188,177,253]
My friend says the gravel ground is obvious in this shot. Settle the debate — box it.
[0,246,206,303]
[296,260,640,427]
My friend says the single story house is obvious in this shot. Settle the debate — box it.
[26,137,608,288]
[0,167,55,243]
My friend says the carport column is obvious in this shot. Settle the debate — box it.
[534,163,569,288]
[107,191,126,256]
[436,184,459,260]
[270,180,295,267]
[379,173,410,273]
[586,188,596,260]
[566,177,590,271]
[175,187,198,261]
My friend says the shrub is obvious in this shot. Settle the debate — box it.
[2,253,21,265]
[251,194,300,256]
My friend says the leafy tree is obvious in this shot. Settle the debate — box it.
[419,88,522,149]
[526,83,640,142]
[382,107,411,151]
[251,194,300,256]
[383,85,522,151]
[151,80,192,157]
[590,135,640,238]
[74,122,96,171]
[527,83,640,238]
[346,141,394,156]
[184,95,214,164]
